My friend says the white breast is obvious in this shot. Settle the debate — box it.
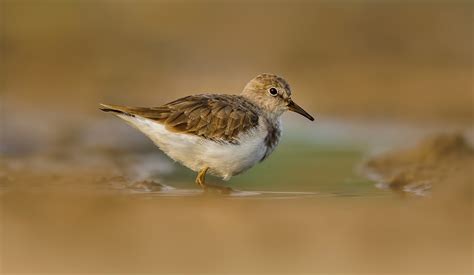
[116,114,270,180]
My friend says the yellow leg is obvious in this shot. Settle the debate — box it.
[195,167,209,189]
[195,167,234,194]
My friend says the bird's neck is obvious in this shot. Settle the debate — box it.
[263,111,284,123]
[261,116,282,162]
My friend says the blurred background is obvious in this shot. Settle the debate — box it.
[2,1,473,152]
[1,1,473,273]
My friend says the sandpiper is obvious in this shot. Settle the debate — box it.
[100,73,314,193]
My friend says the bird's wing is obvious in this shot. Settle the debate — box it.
[100,94,260,143]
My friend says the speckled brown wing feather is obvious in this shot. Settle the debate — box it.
[101,94,260,143]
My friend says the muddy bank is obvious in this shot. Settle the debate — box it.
[365,133,474,198]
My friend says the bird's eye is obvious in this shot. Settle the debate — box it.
[269,87,278,96]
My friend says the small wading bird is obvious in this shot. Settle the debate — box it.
[100,73,314,193]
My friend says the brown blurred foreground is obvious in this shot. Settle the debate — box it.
[1,187,472,273]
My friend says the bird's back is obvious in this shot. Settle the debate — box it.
[101,94,261,144]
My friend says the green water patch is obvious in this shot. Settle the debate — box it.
[165,139,384,197]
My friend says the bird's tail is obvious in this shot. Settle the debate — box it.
[99,104,135,117]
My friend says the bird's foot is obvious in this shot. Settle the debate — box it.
[196,167,235,195]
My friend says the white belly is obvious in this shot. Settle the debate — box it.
[117,115,268,180]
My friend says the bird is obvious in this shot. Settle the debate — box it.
[100,73,314,193]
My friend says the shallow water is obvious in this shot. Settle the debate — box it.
[0,138,387,199]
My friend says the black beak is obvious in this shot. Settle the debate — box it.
[287,100,314,121]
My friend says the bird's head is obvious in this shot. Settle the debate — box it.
[241,73,314,121]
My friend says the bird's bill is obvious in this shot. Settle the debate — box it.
[287,100,314,121]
